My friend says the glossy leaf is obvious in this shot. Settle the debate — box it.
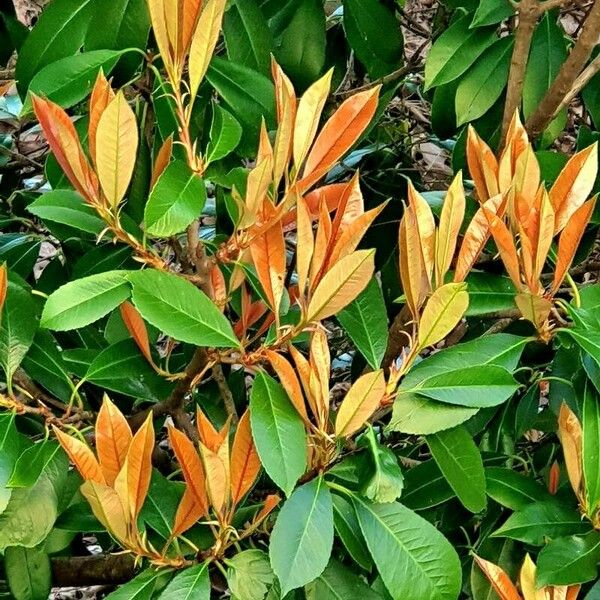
[159,563,210,600]
[4,544,52,600]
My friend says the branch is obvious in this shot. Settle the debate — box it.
[552,52,600,118]
[525,0,600,139]
[51,554,136,587]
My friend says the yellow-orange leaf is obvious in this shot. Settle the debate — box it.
[230,410,261,505]
[296,195,314,297]
[466,126,499,202]
[239,157,273,229]
[408,182,436,283]
[309,328,330,427]
[0,263,7,313]
[558,402,583,500]
[168,425,209,514]
[520,554,545,600]
[81,480,129,544]
[512,145,540,203]
[264,350,309,423]
[551,198,596,295]
[473,555,522,600]
[533,189,555,281]
[514,292,552,331]
[95,91,138,209]
[196,407,230,453]
[435,171,465,287]
[418,282,469,350]
[188,0,227,100]
[53,426,105,484]
[335,370,385,437]
[551,143,598,234]
[306,249,375,322]
[179,0,202,63]
[151,134,173,188]
[309,199,332,289]
[454,194,504,283]
[484,208,522,290]
[272,59,297,188]
[120,302,152,364]
[32,95,98,202]
[95,394,132,486]
[300,86,380,190]
[114,413,153,522]
[293,70,332,171]
[172,486,206,537]
[498,112,529,191]
[89,70,115,167]
[289,344,316,419]
[199,440,229,515]
[147,0,173,75]
[566,587,582,600]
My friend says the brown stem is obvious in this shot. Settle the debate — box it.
[51,554,136,587]
[381,305,414,371]
[211,364,238,425]
[525,0,600,139]
[552,52,600,119]
[501,0,539,143]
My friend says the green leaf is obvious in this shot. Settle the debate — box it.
[226,549,274,600]
[424,14,497,89]
[0,234,41,278]
[205,104,243,164]
[223,0,273,74]
[332,494,372,571]
[305,559,383,600]
[0,282,38,387]
[23,49,127,113]
[465,273,517,316]
[353,496,462,600]
[485,467,551,511]
[82,339,173,400]
[7,440,61,489]
[401,460,455,510]
[0,413,22,513]
[427,425,486,512]
[343,0,403,79]
[28,190,104,235]
[4,545,52,600]
[398,365,518,408]
[337,278,388,369]
[141,471,183,539]
[455,36,513,125]
[41,270,131,331]
[583,379,600,515]
[358,427,403,503]
[159,563,210,600]
[270,477,334,596]
[15,0,96,95]
[536,532,600,586]
[583,60,600,131]
[389,394,478,434]
[54,502,103,532]
[492,500,592,545]
[206,57,276,154]
[107,568,170,600]
[470,538,520,600]
[274,0,326,89]
[470,0,514,27]
[128,269,239,348]
[249,371,307,496]
[144,161,207,237]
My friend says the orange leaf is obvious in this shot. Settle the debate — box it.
[306,249,375,322]
[172,486,206,537]
[32,95,98,202]
[196,407,230,453]
[566,586,581,600]
[95,394,132,486]
[309,328,330,428]
[548,461,560,495]
[81,480,130,545]
[399,207,428,319]
[512,145,540,203]
[550,143,598,234]
[293,70,333,171]
[230,410,261,505]
[533,189,554,281]
[557,402,583,500]
[199,440,229,515]
[120,302,152,365]
[308,199,332,289]
[95,91,138,209]
[484,208,522,290]
[299,86,380,190]
[168,425,209,515]
[89,70,115,168]
[0,263,7,314]
[335,370,386,437]
[435,171,465,287]
[53,426,105,484]
[151,134,173,188]
[239,158,273,229]
[466,125,499,202]
[551,198,596,295]
[272,59,297,188]
[407,182,435,283]
[498,112,529,191]
[289,344,317,419]
[249,219,286,319]
[296,195,314,297]
[264,350,309,423]
[454,194,504,282]
[179,0,203,64]
[473,554,522,600]
[114,413,154,522]
[253,493,281,525]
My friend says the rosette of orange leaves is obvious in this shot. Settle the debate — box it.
[474,553,580,600]
[467,114,598,340]
[263,327,387,471]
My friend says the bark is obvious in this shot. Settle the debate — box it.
[51,554,136,587]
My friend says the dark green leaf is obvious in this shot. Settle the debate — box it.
[0,414,22,513]
[205,104,243,165]
[305,559,382,600]
[401,460,455,510]
[465,274,516,316]
[106,568,169,599]
[470,0,514,27]
[332,494,372,571]
[485,467,551,511]
[583,379,600,515]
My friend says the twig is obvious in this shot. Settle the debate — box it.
[552,52,600,118]
[212,364,238,425]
